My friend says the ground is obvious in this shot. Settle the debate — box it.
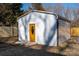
[0,37,79,56]
[0,42,63,56]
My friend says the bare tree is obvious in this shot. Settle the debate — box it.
[31,3,45,11]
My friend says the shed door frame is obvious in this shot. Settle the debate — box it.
[28,22,37,42]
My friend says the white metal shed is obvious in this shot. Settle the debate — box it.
[17,10,70,46]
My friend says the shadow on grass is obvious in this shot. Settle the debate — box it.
[0,42,64,56]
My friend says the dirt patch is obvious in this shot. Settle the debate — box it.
[0,42,63,56]
[0,36,18,44]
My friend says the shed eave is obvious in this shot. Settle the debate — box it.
[17,10,57,20]
[17,10,71,23]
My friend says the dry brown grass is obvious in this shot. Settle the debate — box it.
[0,36,18,44]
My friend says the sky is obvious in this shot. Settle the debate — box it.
[21,3,79,11]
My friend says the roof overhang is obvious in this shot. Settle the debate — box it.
[17,10,71,23]
[58,15,71,23]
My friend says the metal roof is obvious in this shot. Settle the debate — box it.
[17,10,71,23]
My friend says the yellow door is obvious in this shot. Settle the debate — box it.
[71,27,79,36]
[29,24,35,42]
